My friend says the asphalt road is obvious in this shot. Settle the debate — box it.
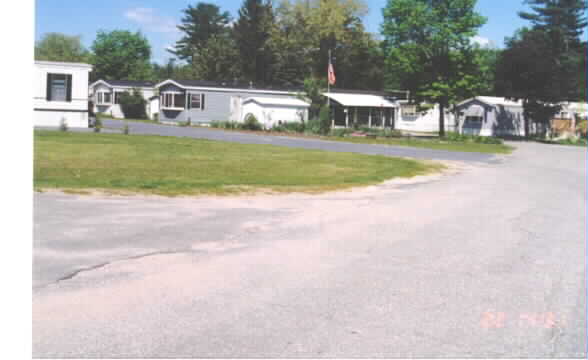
[101,119,500,163]
[33,141,586,358]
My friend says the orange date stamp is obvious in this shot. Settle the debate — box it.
[481,311,565,329]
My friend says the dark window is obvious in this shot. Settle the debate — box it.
[190,94,201,109]
[114,92,122,104]
[174,93,185,108]
[49,74,68,102]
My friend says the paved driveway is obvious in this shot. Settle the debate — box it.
[33,141,586,358]
[101,119,501,163]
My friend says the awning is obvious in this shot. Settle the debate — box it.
[323,93,398,108]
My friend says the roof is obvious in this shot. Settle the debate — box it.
[457,96,523,107]
[156,79,303,94]
[243,97,310,107]
[323,92,398,108]
[35,60,93,69]
[90,79,156,88]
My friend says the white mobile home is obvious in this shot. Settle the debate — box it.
[395,103,456,133]
[34,61,93,128]
[89,80,157,119]
[241,97,309,128]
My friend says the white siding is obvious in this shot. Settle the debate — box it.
[241,102,308,128]
[34,61,92,128]
[396,105,456,133]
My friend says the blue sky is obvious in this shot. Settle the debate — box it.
[35,0,580,64]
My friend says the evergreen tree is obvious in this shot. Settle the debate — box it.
[233,0,275,84]
[171,2,232,63]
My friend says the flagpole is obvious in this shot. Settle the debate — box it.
[327,49,331,108]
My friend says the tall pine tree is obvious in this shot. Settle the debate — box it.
[170,3,232,64]
[233,0,275,84]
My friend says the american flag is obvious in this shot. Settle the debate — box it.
[328,62,336,85]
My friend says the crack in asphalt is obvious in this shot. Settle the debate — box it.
[43,249,191,288]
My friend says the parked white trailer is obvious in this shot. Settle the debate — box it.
[34,61,93,128]
[240,97,309,128]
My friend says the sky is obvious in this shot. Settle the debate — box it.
[35,0,585,64]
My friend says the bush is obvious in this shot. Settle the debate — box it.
[59,118,68,132]
[330,128,355,137]
[442,131,503,144]
[242,114,262,131]
[119,89,147,119]
[93,117,102,133]
[318,105,331,135]
[305,117,322,135]
[271,121,305,133]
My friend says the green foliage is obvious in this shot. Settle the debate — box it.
[330,128,355,137]
[234,0,275,83]
[35,33,90,63]
[243,114,263,131]
[305,117,322,135]
[496,0,587,137]
[318,105,332,135]
[272,121,305,133]
[91,30,153,81]
[119,89,148,120]
[298,77,326,119]
[443,132,503,144]
[577,120,587,137]
[381,0,487,136]
[170,3,232,63]
[93,117,103,133]
[190,34,242,81]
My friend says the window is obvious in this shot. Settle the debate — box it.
[187,93,205,110]
[160,91,195,110]
[47,73,72,102]
[174,93,185,109]
[401,105,417,116]
[96,91,112,105]
[465,116,483,124]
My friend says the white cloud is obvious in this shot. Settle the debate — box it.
[124,8,178,34]
[471,35,496,48]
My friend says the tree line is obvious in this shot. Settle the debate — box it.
[35,0,586,136]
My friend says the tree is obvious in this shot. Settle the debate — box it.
[496,0,587,137]
[270,0,376,88]
[381,0,486,136]
[35,33,90,62]
[119,89,148,119]
[91,30,153,81]
[233,0,275,84]
[190,34,242,81]
[170,2,232,63]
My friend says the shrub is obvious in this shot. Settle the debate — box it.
[242,114,262,131]
[305,117,322,135]
[330,128,355,137]
[442,131,503,144]
[318,105,331,135]
[93,117,102,133]
[283,121,305,133]
[59,118,68,132]
[119,89,147,119]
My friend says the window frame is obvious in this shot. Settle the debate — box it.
[96,91,113,105]
[48,73,70,102]
[160,91,188,110]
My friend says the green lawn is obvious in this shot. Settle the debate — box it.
[327,136,514,154]
[34,131,442,196]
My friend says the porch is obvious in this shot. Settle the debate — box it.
[323,92,398,129]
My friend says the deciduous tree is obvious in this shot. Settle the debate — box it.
[91,30,153,81]
[381,0,486,136]
[35,33,90,63]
